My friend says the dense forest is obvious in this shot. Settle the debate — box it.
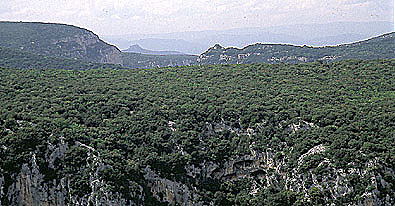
[1,59,393,205]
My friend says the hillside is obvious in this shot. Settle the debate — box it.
[0,60,393,205]
[120,32,394,69]
[0,21,122,64]
[0,46,125,70]
[0,21,391,70]
[198,32,395,65]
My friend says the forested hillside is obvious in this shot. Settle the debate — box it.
[1,60,393,205]
[0,21,393,70]
[121,32,394,69]
[0,22,122,64]
[198,32,395,65]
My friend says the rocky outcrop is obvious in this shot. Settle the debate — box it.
[182,147,394,205]
[50,33,122,65]
[0,138,134,206]
[1,118,393,205]
[144,167,201,206]
[146,119,394,206]
[99,47,122,65]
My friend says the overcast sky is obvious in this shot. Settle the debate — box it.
[0,0,393,35]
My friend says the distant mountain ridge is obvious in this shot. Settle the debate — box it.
[0,21,393,70]
[103,21,394,54]
[120,32,394,69]
[197,32,395,65]
[129,38,205,55]
[0,21,122,64]
[123,44,184,55]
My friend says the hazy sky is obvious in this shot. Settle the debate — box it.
[0,0,393,35]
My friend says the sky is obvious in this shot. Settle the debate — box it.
[0,0,393,35]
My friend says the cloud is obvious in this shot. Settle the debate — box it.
[343,0,369,5]
[0,0,392,35]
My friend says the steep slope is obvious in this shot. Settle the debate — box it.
[0,21,122,64]
[198,32,395,65]
[0,60,394,205]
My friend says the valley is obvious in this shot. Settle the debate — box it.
[0,22,393,70]
[0,21,394,205]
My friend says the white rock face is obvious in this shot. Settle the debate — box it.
[0,139,134,206]
[1,118,393,205]
[297,144,326,166]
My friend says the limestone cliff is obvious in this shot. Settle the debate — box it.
[0,138,135,206]
[1,119,393,205]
